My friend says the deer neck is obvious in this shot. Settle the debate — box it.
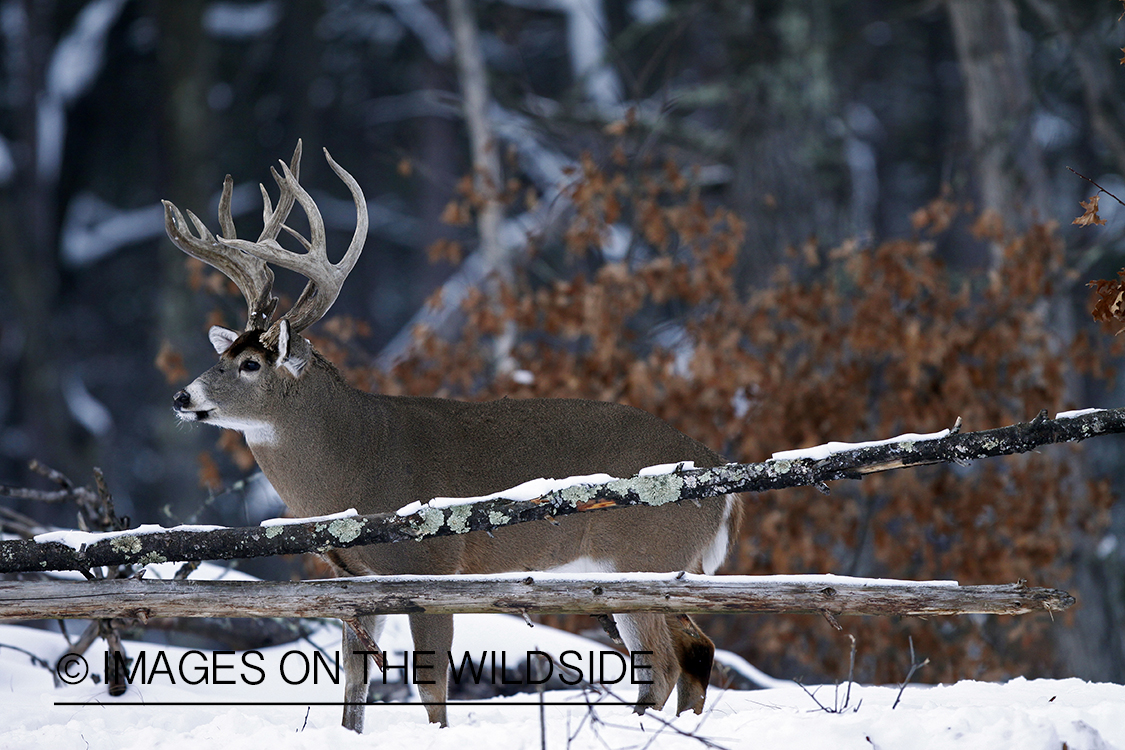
[244,359,389,519]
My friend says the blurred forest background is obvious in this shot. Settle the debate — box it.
[4,0,1125,689]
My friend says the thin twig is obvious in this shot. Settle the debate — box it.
[340,617,385,669]
[1066,166,1125,206]
[592,684,731,750]
[892,636,929,709]
[0,485,87,503]
[3,461,94,506]
[798,633,861,714]
[0,505,48,538]
[174,561,201,580]
[102,622,128,697]
[0,642,52,670]
[797,680,835,713]
[29,460,73,490]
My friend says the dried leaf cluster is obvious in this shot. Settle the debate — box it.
[1090,270,1125,333]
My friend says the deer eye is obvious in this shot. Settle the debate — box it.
[240,359,261,373]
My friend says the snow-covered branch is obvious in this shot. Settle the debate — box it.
[2,407,1123,574]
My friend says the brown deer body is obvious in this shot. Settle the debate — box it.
[166,143,743,732]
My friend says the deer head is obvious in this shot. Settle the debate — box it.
[167,141,367,440]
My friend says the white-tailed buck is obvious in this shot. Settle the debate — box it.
[165,142,743,733]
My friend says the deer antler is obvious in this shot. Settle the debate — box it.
[220,146,368,347]
[162,141,368,345]
[162,141,307,332]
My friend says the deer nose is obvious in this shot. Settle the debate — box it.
[173,390,191,409]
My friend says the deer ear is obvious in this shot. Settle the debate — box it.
[209,326,239,355]
[275,319,309,377]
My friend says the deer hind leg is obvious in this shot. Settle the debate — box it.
[669,614,715,715]
[615,612,679,714]
[408,612,453,727]
[341,614,387,733]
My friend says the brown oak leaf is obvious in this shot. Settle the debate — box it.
[1073,195,1107,227]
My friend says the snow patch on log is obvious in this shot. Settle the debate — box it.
[396,473,618,517]
[638,460,695,476]
[1055,408,1105,419]
[33,523,223,551]
[396,461,698,517]
[259,508,360,526]
[771,429,952,461]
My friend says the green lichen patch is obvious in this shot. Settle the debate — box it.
[770,460,793,475]
[635,474,684,506]
[411,506,444,539]
[446,504,472,534]
[110,535,143,555]
[559,483,599,508]
[327,518,363,544]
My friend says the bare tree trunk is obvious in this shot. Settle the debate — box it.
[447,0,504,279]
[152,0,221,522]
[447,0,516,369]
[0,0,79,499]
[947,0,1116,680]
[1023,0,1125,178]
[727,0,841,282]
[947,0,1049,243]
[559,0,620,108]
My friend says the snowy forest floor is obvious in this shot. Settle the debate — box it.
[1,613,1121,750]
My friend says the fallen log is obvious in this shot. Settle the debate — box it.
[0,574,1072,622]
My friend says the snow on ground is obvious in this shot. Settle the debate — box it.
[1,611,1122,750]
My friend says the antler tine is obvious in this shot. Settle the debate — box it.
[222,147,368,346]
[259,139,302,245]
[162,173,278,332]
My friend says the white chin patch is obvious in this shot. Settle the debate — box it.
[198,415,277,446]
[240,423,278,446]
[201,419,276,447]
[200,418,275,447]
